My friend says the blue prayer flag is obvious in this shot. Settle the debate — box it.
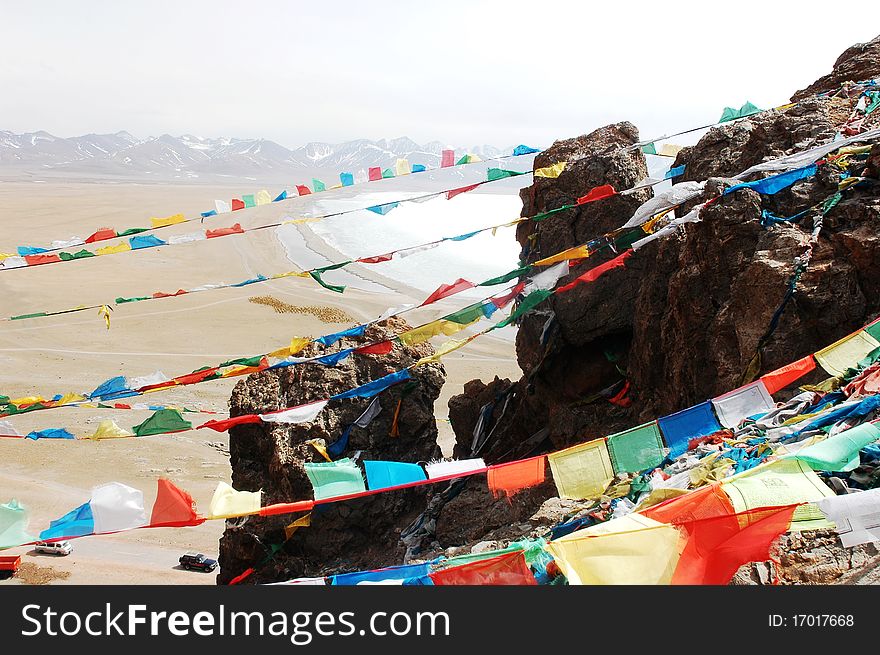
[723,164,817,197]
[332,369,412,400]
[316,324,367,347]
[40,503,94,540]
[513,145,541,156]
[129,235,166,250]
[366,202,399,215]
[363,461,427,490]
[273,190,288,202]
[657,400,722,457]
[200,210,218,218]
[340,172,354,187]
[25,428,75,440]
[330,562,431,586]
[664,164,685,180]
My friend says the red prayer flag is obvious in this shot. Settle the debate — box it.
[368,167,383,181]
[421,278,475,306]
[491,281,526,309]
[356,340,394,355]
[206,223,244,239]
[577,184,617,205]
[228,567,255,585]
[556,249,633,294]
[357,253,394,264]
[24,253,62,266]
[641,483,735,524]
[114,403,131,410]
[447,183,480,200]
[487,456,546,499]
[149,478,201,527]
[198,414,261,432]
[152,289,187,299]
[173,368,219,386]
[231,199,245,211]
[760,354,816,394]
[85,228,117,243]
[441,150,455,168]
[296,185,311,196]
[429,551,536,585]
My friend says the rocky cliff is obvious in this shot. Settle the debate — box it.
[220,36,880,584]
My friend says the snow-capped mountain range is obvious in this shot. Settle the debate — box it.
[0,130,512,182]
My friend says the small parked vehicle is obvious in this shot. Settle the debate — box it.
[34,540,73,556]
[179,552,218,572]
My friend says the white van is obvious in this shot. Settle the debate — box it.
[34,540,73,556]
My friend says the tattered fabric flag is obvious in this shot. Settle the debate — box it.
[487,456,546,499]
[478,266,531,286]
[547,513,681,585]
[316,324,367,347]
[260,400,329,425]
[95,242,132,256]
[818,487,880,547]
[421,278,475,306]
[398,319,473,346]
[326,396,382,458]
[331,562,431,586]
[304,458,366,500]
[814,330,880,377]
[18,245,48,256]
[430,551,536,586]
[524,260,568,293]
[513,145,541,155]
[366,202,399,215]
[760,354,816,394]
[40,502,95,540]
[368,167,382,181]
[621,181,706,229]
[606,421,666,474]
[415,335,477,366]
[132,409,192,437]
[534,161,566,178]
[150,213,185,229]
[0,500,35,549]
[724,164,817,197]
[86,227,117,243]
[255,190,272,205]
[340,172,354,187]
[167,232,206,245]
[283,513,311,540]
[664,164,686,179]
[268,337,312,359]
[577,184,617,205]
[0,420,22,437]
[89,482,149,534]
[308,260,351,293]
[547,439,614,500]
[794,422,880,472]
[719,101,762,123]
[711,380,775,429]
[24,253,62,266]
[273,190,287,202]
[242,194,256,208]
[129,234,166,250]
[556,250,633,293]
[150,479,200,527]
[25,428,75,440]
[495,289,552,329]
[98,304,112,330]
[424,458,486,479]
[657,144,683,158]
[447,183,480,200]
[355,340,394,355]
[395,159,410,176]
[58,249,96,261]
[206,223,244,238]
[231,199,245,211]
[657,400,722,458]
[0,256,27,268]
[363,461,427,490]
[534,244,592,266]
[721,458,835,529]
[198,414,261,433]
[486,168,523,181]
[441,150,455,167]
[332,368,412,400]
[314,349,353,367]
[88,420,133,440]
[90,376,130,400]
[208,482,262,519]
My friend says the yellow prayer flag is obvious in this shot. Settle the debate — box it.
[284,513,311,540]
[398,319,473,347]
[255,190,272,205]
[98,305,112,330]
[96,242,132,256]
[282,217,322,225]
[546,513,682,585]
[89,419,134,440]
[150,213,185,229]
[0,253,15,262]
[534,244,591,266]
[415,335,477,366]
[207,482,262,519]
[57,392,87,406]
[306,438,331,462]
[395,158,410,176]
[268,336,311,359]
[547,438,614,500]
[534,161,567,178]
[814,330,880,377]
[773,102,796,111]
[656,144,683,157]
[11,396,45,407]
[836,145,873,156]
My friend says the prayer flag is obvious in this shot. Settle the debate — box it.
[429,551,536,585]
[395,159,410,176]
[577,184,617,205]
[340,172,354,187]
[242,194,256,208]
[607,421,665,474]
[657,400,722,458]
[88,420,133,440]
[487,456,546,499]
[794,422,880,472]
[255,190,272,205]
[131,409,192,437]
[150,213,185,229]
[296,185,312,196]
[711,380,775,429]
[333,369,412,400]
[447,183,480,200]
[208,482,261,519]
[760,355,816,394]
[205,223,244,238]
[260,400,328,425]
[547,439,614,500]
[556,250,633,293]
[312,179,326,192]
[368,167,382,181]
[534,161,566,178]
[363,461,427,490]
[815,330,880,376]
[150,479,201,527]
[304,458,366,500]
[231,199,245,211]
[0,500,34,549]
[215,200,231,214]
[421,278,475,306]
[441,150,455,167]
[85,227,117,243]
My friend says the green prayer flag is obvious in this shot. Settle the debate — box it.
[455,154,469,165]
[865,91,880,115]
[115,296,150,304]
[446,302,487,325]
[495,289,552,328]
[59,249,97,261]
[219,355,264,368]
[242,194,256,208]
[382,169,394,178]
[719,101,762,123]
[309,270,346,293]
[117,228,149,237]
[614,228,647,251]
[304,458,366,500]
[11,312,48,321]
[795,422,880,472]
[312,179,326,192]
[0,396,9,406]
[607,421,665,474]
[822,192,842,215]
[534,205,573,222]
[0,499,35,549]
[478,266,531,287]
[865,321,880,342]
[132,408,192,437]
[487,168,524,182]
[640,143,657,155]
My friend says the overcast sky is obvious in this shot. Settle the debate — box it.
[2,1,878,148]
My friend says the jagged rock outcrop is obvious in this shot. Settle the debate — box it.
[217,317,445,584]
[792,35,880,101]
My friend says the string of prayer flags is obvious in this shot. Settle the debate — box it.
[428,551,536,585]
[547,439,614,500]
[486,456,546,499]
[363,461,427,490]
[657,400,722,458]
[304,458,366,500]
[424,458,486,479]
[814,329,880,377]
[207,482,262,519]
[719,101,762,123]
[760,354,817,394]
[794,421,880,472]
[0,500,35,549]
[817,487,880,548]
[606,421,666,474]
[711,380,775,429]
[547,513,681,584]
[132,409,192,437]
[534,161,566,178]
